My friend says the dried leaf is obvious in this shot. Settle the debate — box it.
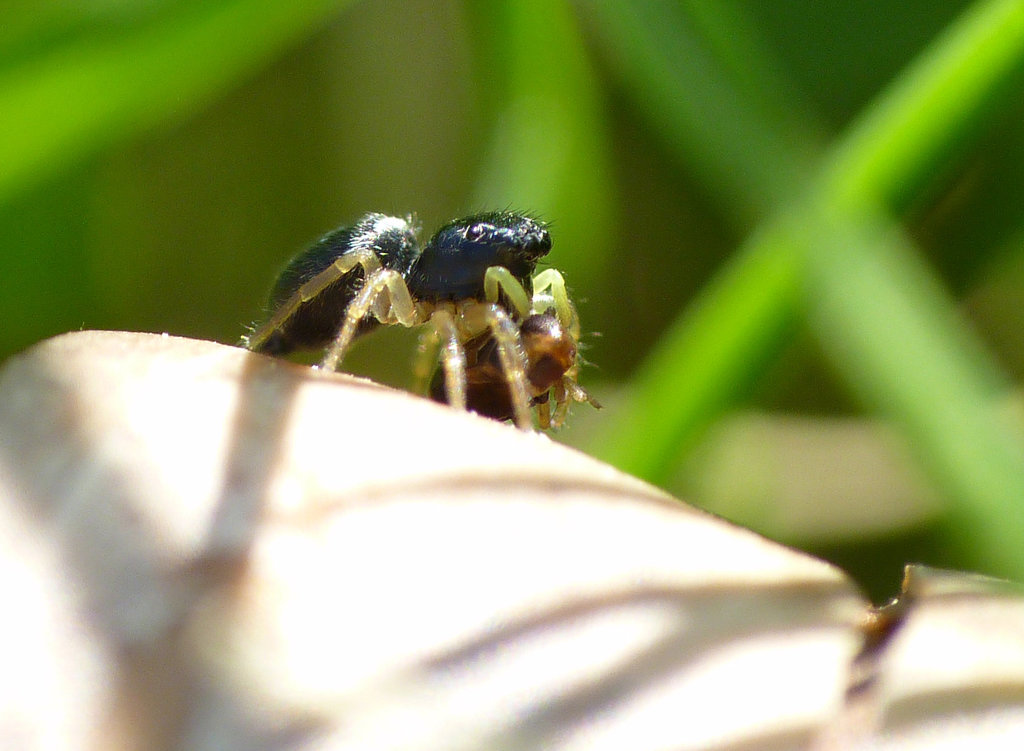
[2,332,1022,750]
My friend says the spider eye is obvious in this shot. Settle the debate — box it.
[466,223,487,241]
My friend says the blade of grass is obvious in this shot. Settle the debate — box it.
[590,0,1024,570]
[805,205,1024,576]
[824,0,1024,209]
[805,0,1024,576]
[0,0,349,205]
[583,0,824,223]
[592,0,1024,575]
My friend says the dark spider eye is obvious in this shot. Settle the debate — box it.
[466,223,487,241]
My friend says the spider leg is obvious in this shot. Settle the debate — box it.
[550,381,571,429]
[430,309,467,412]
[536,394,552,430]
[243,248,382,351]
[320,268,419,372]
[478,303,533,430]
[531,268,578,336]
[411,325,442,396]
[483,266,533,319]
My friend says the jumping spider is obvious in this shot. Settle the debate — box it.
[242,211,597,430]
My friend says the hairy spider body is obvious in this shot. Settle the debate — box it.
[248,213,420,356]
[243,210,595,430]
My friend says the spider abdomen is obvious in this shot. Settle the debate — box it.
[251,213,419,355]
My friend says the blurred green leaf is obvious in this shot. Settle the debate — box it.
[823,0,1024,209]
[591,0,1024,577]
[0,0,349,205]
[584,0,824,223]
[590,215,805,469]
[806,205,1024,577]
[806,1,1024,579]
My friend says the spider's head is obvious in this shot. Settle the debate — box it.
[413,211,551,300]
[459,211,551,263]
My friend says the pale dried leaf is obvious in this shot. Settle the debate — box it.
[1,332,1022,750]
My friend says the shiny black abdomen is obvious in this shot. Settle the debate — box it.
[253,214,419,355]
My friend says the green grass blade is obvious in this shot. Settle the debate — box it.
[0,0,349,205]
[594,217,805,480]
[591,0,1024,567]
[806,205,1024,576]
[824,0,1024,210]
[584,0,823,222]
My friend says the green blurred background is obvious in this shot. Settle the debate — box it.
[4,0,1024,599]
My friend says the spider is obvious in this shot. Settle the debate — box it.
[242,211,597,430]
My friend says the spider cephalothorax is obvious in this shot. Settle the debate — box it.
[243,211,596,430]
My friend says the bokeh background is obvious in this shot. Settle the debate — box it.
[4,0,1024,599]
